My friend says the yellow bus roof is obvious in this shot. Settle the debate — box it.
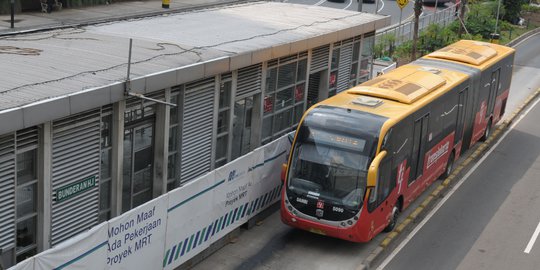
[316,64,469,126]
[422,40,515,69]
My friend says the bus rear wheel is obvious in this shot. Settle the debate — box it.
[384,203,400,232]
[480,119,492,141]
[441,151,455,179]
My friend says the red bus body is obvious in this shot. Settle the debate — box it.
[280,40,515,242]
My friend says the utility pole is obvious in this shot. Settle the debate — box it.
[357,0,363,12]
[458,0,467,37]
[412,0,423,61]
[10,0,15,28]
[492,0,502,42]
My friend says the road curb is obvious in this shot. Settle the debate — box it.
[359,82,540,268]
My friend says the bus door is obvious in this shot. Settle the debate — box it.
[456,87,469,144]
[487,69,500,117]
[410,114,430,183]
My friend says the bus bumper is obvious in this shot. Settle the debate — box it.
[280,201,372,243]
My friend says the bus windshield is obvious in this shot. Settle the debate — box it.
[289,136,369,208]
[286,106,386,217]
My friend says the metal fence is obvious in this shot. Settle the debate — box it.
[376,5,459,47]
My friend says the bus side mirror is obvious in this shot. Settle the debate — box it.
[366,151,386,212]
[367,150,387,187]
[281,164,288,183]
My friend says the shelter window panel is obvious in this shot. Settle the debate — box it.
[215,74,232,169]
[168,91,181,191]
[262,52,308,145]
[360,33,375,82]
[98,107,113,222]
[266,67,278,93]
[297,59,307,82]
[272,108,293,138]
[329,47,340,97]
[349,41,361,88]
[262,115,273,145]
[278,62,297,89]
[331,47,340,70]
[123,96,157,212]
[275,87,294,111]
[15,147,38,263]
[231,97,253,160]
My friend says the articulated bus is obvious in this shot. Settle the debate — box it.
[280,40,515,242]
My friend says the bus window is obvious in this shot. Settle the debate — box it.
[456,87,469,141]
[487,69,500,116]
[410,114,429,182]
[377,157,393,206]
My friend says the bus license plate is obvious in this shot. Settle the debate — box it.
[309,228,326,236]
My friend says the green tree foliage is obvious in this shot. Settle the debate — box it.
[374,33,397,59]
[522,3,540,13]
[418,24,459,53]
[460,2,501,38]
[503,0,523,24]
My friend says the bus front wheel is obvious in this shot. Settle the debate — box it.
[384,203,400,232]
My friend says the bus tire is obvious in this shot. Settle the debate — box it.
[480,118,492,142]
[383,203,400,232]
[441,151,455,179]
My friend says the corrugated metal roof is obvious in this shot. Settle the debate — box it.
[0,1,390,134]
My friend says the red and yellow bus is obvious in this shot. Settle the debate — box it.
[280,40,515,242]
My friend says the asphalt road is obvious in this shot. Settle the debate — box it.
[379,88,540,270]
[378,34,540,270]
[505,33,540,114]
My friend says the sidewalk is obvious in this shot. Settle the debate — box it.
[0,0,244,35]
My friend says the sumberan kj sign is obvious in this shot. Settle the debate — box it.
[55,176,97,202]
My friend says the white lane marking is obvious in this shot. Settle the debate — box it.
[378,0,385,13]
[315,0,326,6]
[377,96,540,270]
[513,31,540,48]
[344,0,353,10]
[524,220,540,253]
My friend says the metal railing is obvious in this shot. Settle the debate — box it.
[375,5,459,50]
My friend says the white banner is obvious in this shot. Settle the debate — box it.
[163,172,215,270]
[212,151,260,239]
[10,134,293,270]
[33,222,108,270]
[249,134,291,216]
[107,195,168,270]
